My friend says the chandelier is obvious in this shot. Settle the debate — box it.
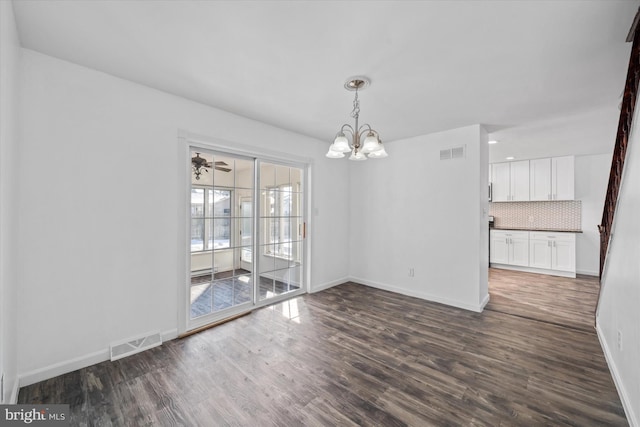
[326,76,387,160]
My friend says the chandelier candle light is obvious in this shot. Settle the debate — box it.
[326,76,388,160]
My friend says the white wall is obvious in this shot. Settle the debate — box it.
[597,102,640,427]
[575,153,611,276]
[349,124,489,311]
[0,0,21,403]
[17,49,350,384]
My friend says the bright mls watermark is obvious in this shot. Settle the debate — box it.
[0,405,69,426]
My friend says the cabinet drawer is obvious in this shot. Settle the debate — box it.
[529,232,575,242]
[491,230,529,240]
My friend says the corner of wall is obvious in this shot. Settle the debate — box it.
[0,0,21,405]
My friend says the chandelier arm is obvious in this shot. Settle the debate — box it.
[339,124,355,136]
[357,124,375,137]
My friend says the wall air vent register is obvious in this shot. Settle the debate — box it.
[440,145,466,161]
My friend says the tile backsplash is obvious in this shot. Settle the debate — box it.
[489,201,581,230]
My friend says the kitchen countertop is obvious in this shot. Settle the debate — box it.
[492,227,583,233]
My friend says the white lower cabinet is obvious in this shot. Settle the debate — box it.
[490,229,576,277]
[529,232,576,272]
[490,230,529,267]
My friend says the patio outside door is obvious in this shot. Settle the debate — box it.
[187,150,306,330]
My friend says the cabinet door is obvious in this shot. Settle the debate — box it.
[552,156,574,200]
[510,160,530,201]
[529,239,551,269]
[509,236,530,266]
[491,163,511,202]
[490,233,509,264]
[552,239,575,272]
[529,158,551,201]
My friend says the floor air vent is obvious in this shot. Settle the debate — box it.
[110,331,162,361]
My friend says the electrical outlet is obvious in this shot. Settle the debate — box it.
[617,330,623,351]
[408,268,415,277]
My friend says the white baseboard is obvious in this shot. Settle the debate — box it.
[18,328,179,389]
[479,293,491,312]
[576,269,599,277]
[19,348,109,388]
[310,276,349,293]
[161,328,178,342]
[491,263,576,278]
[596,322,638,427]
[350,276,488,313]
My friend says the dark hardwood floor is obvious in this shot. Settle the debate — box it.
[486,268,600,332]
[19,269,627,426]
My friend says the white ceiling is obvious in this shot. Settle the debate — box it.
[11,0,639,162]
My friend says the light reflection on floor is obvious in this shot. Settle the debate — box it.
[190,275,301,320]
[190,283,209,304]
[268,297,301,323]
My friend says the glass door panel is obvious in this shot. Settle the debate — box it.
[189,150,255,322]
[258,161,304,303]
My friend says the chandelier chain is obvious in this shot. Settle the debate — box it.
[350,90,360,119]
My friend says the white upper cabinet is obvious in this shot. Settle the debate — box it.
[510,160,530,201]
[528,156,574,201]
[552,156,575,200]
[491,161,529,202]
[491,162,511,202]
[529,158,552,201]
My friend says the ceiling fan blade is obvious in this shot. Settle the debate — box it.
[215,166,232,172]
[214,161,229,166]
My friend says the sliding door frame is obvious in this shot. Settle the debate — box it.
[177,130,312,335]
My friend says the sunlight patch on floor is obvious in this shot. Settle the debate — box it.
[268,298,301,323]
[190,283,210,304]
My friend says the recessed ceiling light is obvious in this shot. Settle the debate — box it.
[488,140,498,144]
[506,156,515,160]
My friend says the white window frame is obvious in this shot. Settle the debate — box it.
[263,184,296,261]
[190,186,233,253]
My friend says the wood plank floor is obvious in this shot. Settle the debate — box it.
[486,268,600,332]
[19,270,627,426]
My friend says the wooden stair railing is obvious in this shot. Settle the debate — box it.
[597,9,640,301]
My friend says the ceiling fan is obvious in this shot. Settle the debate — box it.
[191,152,232,180]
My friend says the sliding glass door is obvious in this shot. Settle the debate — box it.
[258,161,304,302]
[189,150,255,322]
[188,149,305,329]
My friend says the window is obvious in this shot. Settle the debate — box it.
[191,187,232,252]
